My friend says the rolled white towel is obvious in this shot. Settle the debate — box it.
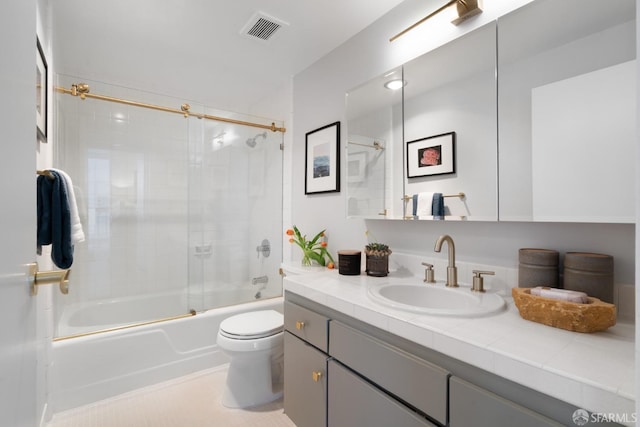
[415,192,434,218]
[530,286,588,303]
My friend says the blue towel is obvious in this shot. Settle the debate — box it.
[431,193,444,220]
[37,171,74,269]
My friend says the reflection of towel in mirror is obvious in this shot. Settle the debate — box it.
[37,171,74,269]
[415,192,434,218]
[412,194,418,217]
[432,193,444,220]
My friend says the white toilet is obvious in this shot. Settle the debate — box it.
[216,309,284,408]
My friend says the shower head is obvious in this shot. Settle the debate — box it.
[246,131,267,148]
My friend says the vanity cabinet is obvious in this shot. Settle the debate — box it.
[328,359,436,427]
[329,321,448,425]
[449,376,561,427]
[284,332,328,427]
[283,301,330,427]
[284,292,597,427]
[285,300,447,427]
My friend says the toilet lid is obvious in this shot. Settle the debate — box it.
[219,310,284,339]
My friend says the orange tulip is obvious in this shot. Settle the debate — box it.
[286,229,294,235]
[321,241,327,247]
[327,262,335,269]
[289,238,294,243]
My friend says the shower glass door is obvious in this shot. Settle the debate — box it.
[53,75,283,338]
[187,105,284,312]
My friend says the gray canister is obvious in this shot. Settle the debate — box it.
[563,252,613,303]
[518,248,559,288]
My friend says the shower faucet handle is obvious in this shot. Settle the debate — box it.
[256,239,271,258]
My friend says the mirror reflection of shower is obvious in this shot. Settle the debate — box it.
[246,131,267,148]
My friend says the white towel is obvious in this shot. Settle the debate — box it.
[530,287,588,303]
[415,192,434,218]
[51,168,85,244]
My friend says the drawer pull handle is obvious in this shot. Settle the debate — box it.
[312,371,323,382]
[295,321,305,330]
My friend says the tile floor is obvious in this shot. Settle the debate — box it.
[47,366,296,427]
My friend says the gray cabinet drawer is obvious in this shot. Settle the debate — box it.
[328,360,437,427]
[449,376,563,427]
[284,301,329,352]
[284,332,327,427]
[329,321,449,425]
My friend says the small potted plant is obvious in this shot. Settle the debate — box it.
[364,242,392,277]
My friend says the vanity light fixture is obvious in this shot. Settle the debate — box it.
[384,79,407,90]
[389,0,483,42]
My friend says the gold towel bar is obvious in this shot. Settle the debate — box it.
[37,170,55,179]
[28,263,70,296]
[402,192,465,201]
[444,192,465,199]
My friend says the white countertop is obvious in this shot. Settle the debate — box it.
[283,268,635,424]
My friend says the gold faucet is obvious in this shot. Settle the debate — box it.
[434,234,458,287]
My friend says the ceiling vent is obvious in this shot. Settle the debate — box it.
[241,12,289,42]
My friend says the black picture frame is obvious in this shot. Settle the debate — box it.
[36,37,48,142]
[407,132,456,178]
[305,121,340,194]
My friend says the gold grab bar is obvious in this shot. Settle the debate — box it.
[28,263,70,295]
[56,84,286,133]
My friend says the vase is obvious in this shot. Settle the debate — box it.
[301,249,320,267]
[365,254,389,277]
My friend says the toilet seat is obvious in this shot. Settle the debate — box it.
[219,310,283,340]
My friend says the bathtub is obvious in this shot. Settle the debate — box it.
[49,295,284,412]
[56,286,268,337]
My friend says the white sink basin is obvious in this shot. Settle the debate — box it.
[367,281,506,317]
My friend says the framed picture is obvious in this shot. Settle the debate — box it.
[36,37,48,142]
[407,132,455,178]
[305,121,340,194]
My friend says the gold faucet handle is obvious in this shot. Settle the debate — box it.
[471,270,494,293]
[421,262,435,283]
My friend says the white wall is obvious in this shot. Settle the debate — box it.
[291,1,635,282]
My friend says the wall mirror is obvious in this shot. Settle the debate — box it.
[497,0,636,223]
[402,21,497,221]
[346,22,498,221]
[346,67,403,219]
